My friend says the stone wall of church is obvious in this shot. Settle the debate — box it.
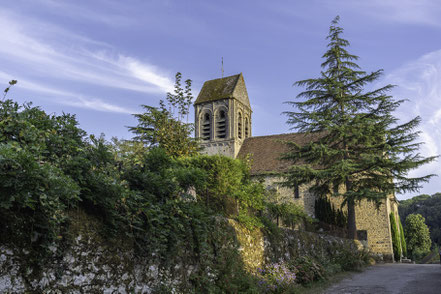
[199,139,236,157]
[260,174,395,260]
[259,175,317,217]
[329,195,395,261]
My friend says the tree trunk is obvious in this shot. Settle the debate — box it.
[346,179,357,239]
[347,199,357,239]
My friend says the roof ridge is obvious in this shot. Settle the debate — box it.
[203,73,241,84]
[231,73,242,92]
[245,132,306,139]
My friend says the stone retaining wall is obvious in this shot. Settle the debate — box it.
[0,210,363,293]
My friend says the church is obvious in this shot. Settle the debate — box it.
[194,73,400,261]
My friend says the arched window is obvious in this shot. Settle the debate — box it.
[202,112,211,140]
[244,117,249,138]
[216,110,227,139]
[238,112,242,139]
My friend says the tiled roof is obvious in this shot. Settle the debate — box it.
[237,132,321,175]
[194,73,250,107]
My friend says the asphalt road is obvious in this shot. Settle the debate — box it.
[324,264,441,294]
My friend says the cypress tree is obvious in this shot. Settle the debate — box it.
[390,212,402,261]
[398,217,407,257]
[283,16,436,239]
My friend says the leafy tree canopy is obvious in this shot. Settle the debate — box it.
[404,213,431,259]
[129,72,199,158]
[400,193,441,246]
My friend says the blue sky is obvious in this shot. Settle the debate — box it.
[2,0,441,199]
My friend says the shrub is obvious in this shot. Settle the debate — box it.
[0,99,83,251]
[0,143,80,250]
[183,155,266,227]
[332,245,370,271]
[257,261,297,293]
[291,256,326,285]
[266,202,311,229]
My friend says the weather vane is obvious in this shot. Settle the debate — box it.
[221,57,224,78]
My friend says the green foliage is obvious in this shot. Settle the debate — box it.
[184,154,266,228]
[0,98,84,251]
[129,72,199,158]
[405,213,431,260]
[314,196,347,228]
[292,256,326,285]
[122,148,204,204]
[398,216,407,257]
[283,16,436,239]
[266,202,311,229]
[110,138,146,167]
[389,212,401,261]
[0,144,80,248]
[399,193,441,246]
[2,79,17,100]
[331,245,370,271]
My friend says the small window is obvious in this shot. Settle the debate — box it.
[216,110,227,139]
[238,112,242,139]
[294,184,300,199]
[245,117,249,138]
[202,113,211,140]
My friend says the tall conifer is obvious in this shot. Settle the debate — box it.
[283,16,437,239]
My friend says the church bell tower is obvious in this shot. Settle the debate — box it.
[194,73,252,158]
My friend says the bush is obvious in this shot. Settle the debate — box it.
[0,143,80,250]
[390,212,402,261]
[266,202,311,229]
[292,256,326,285]
[0,99,83,251]
[183,155,266,228]
[332,246,370,271]
[257,261,297,293]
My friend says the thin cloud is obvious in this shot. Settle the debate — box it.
[36,0,134,27]
[0,9,174,95]
[0,71,135,114]
[330,0,441,26]
[385,49,441,197]
[61,96,135,114]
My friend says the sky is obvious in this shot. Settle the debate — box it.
[2,0,441,200]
